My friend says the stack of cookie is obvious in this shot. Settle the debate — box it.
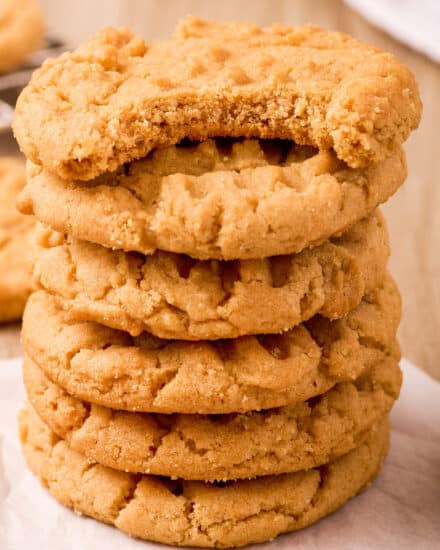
[13,18,421,548]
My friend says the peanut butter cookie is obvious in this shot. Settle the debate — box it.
[19,139,405,259]
[22,277,400,414]
[0,0,43,73]
[13,18,421,180]
[33,211,389,339]
[24,354,401,481]
[0,158,35,321]
[19,404,390,548]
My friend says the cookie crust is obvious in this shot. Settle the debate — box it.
[13,18,421,180]
[19,405,390,548]
[22,278,401,414]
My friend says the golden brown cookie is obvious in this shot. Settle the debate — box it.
[19,139,405,259]
[19,404,390,548]
[24,353,401,481]
[33,211,389,339]
[22,278,401,414]
[13,18,421,181]
[0,0,43,73]
[0,158,35,322]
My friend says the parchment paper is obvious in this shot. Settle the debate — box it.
[0,357,439,549]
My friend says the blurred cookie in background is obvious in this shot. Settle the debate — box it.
[0,0,44,73]
[0,157,35,322]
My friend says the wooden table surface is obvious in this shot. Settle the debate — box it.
[1,0,439,380]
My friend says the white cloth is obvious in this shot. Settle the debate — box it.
[345,0,440,63]
[0,356,439,549]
